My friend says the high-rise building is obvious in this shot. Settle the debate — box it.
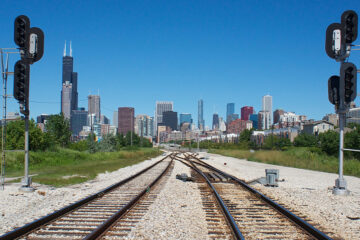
[155,101,173,128]
[163,111,178,131]
[135,115,154,137]
[226,103,235,123]
[273,109,285,124]
[113,111,118,128]
[219,117,227,132]
[88,95,101,122]
[249,114,258,129]
[100,115,110,124]
[36,114,50,124]
[258,111,271,130]
[228,119,253,134]
[227,113,239,124]
[198,99,205,130]
[241,106,254,121]
[118,107,134,135]
[61,81,72,119]
[262,95,273,124]
[61,41,78,119]
[71,108,88,136]
[179,113,192,127]
[212,113,219,130]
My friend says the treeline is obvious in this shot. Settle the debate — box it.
[1,114,152,152]
[70,132,152,153]
[189,125,360,160]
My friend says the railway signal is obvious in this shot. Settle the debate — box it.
[28,27,44,63]
[13,60,30,104]
[14,15,30,50]
[340,62,357,104]
[325,10,358,196]
[341,10,358,44]
[328,75,340,106]
[325,23,343,59]
[13,15,45,192]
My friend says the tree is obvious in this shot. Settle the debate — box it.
[98,134,117,152]
[345,127,360,160]
[1,119,49,151]
[87,132,97,153]
[263,135,291,150]
[239,129,253,142]
[293,133,318,147]
[318,130,339,156]
[45,113,71,147]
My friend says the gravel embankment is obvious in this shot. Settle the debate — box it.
[0,154,165,235]
[199,152,360,240]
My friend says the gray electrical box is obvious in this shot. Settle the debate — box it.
[265,169,279,187]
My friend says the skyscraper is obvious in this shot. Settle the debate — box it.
[179,113,192,127]
[226,103,235,123]
[241,106,254,121]
[71,108,88,136]
[61,41,78,119]
[88,95,101,122]
[198,99,205,130]
[155,101,173,131]
[113,111,118,127]
[61,82,72,119]
[212,113,219,130]
[163,111,178,131]
[118,107,134,134]
[262,95,273,124]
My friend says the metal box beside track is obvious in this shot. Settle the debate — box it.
[265,169,279,187]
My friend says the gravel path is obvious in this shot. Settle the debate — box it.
[199,152,360,239]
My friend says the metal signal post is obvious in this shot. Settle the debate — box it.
[13,15,44,192]
[325,10,358,196]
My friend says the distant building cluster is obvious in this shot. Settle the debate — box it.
[26,41,358,145]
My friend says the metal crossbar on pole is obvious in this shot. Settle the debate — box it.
[343,148,360,152]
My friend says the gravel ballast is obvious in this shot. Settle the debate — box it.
[1,151,359,239]
[0,154,165,235]
[199,152,360,239]
[127,160,209,239]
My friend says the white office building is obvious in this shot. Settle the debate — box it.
[155,101,173,133]
[262,95,273,124]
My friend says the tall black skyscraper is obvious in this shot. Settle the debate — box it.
[212,113,219,130]
[61,41,78,119]
[163,111,178,131]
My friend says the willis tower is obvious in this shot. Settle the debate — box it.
[61,41,78,119]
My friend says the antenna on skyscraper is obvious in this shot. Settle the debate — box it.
[70,41,72,57]
[63,40,67,57]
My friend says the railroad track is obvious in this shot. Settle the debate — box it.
[176,153,333,240]
[0,153,176,240]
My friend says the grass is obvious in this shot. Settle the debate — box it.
[2,147,161,186]
[210,147,360,178]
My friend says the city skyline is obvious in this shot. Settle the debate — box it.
[1,1,359,126]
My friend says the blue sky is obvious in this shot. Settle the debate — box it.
[1,0,359,127]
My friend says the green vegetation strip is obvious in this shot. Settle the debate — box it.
[210,147,360,178]
[3,148,161,187]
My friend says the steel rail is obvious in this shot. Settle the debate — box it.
[188,154,332,240]
[0,153,173,240]
[176,156,244,240]
[85,155,175,240]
